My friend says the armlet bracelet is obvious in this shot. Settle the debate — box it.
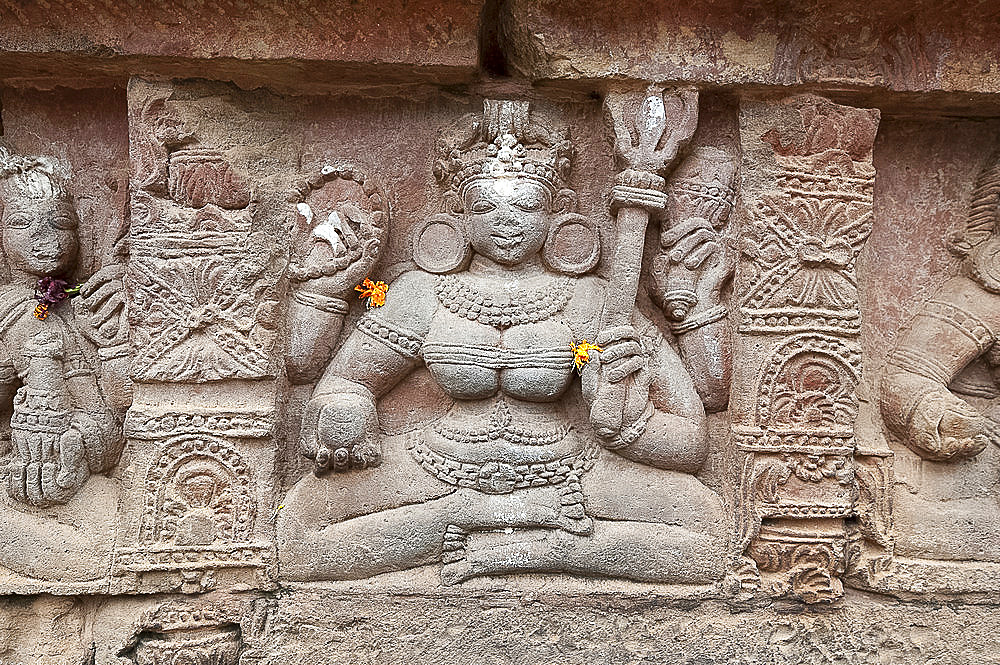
[670,304,728,335]
[293,290,349,315]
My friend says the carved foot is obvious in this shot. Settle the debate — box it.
[440,524,471,586]
[556,474,593,536]
[440,528,560,584]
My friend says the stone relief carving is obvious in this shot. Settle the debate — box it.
[113,434,269,594]
[122,605,243,665]
[731,95,881,601]
[879,149,1000,569]
[129,167,279,383]
[0,144,129,582]
[114,80,281,594]
[277,95,736,586]
[4,2,1000,659]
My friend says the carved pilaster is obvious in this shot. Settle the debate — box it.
[113,79,283,593]
[732,94,880,601]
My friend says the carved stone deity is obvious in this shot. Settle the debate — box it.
[880,150,1000,563]
[0,145,129,581]
[278,100,732,585]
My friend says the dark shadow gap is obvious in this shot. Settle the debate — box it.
[478,0,510,77]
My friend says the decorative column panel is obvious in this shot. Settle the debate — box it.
[731,94,880,602]
[112,79,282,593]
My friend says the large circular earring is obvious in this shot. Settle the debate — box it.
[542,212,600,275]
[412,213,472,274]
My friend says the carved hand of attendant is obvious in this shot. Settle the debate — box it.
[658,217,733,313]
[78,264,128,348]
[301,391,381,474]
[290,202,380,300]
[908,390,989,461]
[8,411,94,506]
[583,326,653,444]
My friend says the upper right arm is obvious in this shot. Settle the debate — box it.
[316,270,438,399]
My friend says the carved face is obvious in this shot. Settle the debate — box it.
[177,472,221,508]
[462,177,551,265]
[1,197,78,277]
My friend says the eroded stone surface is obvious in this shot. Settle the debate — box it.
[1,1,1000,662]
[501,0,1000,95]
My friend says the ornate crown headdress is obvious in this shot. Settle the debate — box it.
[0,145,67,200]
[432,100,574,200]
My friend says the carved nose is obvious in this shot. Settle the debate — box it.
[493,206,518,228]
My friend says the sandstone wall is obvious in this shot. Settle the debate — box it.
[0,1,999,663]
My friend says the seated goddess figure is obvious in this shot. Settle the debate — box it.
[279,101,731,585]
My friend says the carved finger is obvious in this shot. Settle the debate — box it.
[27,431,43,462]
[79,280,120,312]
[8,463,27,503]
[26,461,43,506]
[660,217,713,248]
[605,356,647,383]
[57,429,86,488]
[98,315,124,342]
[668,228,715,263]
[595,325,641,348]
[91,314,128,349]
[13,430,30,461]
[78,265,124,298]
[598,341,643,364]
[338,203,365,247]
[579,360,600,403]
[41,461,59,502]
[682,240,719,270]
[42,433,57,462]
[622,371,653,424]
[89,301,125,330]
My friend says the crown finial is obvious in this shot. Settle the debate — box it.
[434,99,572,196]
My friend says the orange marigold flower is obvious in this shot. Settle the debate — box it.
[355,278,388,308]
[570,339,603,372]
[33,303,49,320]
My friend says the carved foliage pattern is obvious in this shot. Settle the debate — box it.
[128,106,280,383]
[733,96,879,601]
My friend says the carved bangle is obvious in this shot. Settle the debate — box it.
[670,304,728,334]
[293,290,349,315]
[610,185,667,212]
[603,401,655,450]
[98,344,130,361]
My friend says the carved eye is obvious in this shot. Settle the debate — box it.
[4,213,31,230]
[50,214,76,231]
[470,199,496,214]
[513,195,544,212]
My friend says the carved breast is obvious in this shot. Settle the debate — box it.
[423,311,576,403]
